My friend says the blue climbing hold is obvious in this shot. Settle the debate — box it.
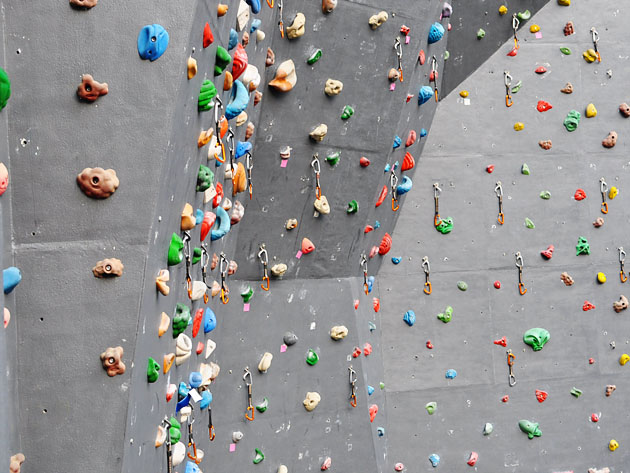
[195,209,204,225]
[189,372,202,389]
[200,390,213,410]
[204,307,217,333]
[377,427,385,437]
[367,275,375,293]
[3,267,21,294]
[393,161,399,170]
[250,19,262,33]
[178,382,190,398]
[419,86,433,105]
[396,176,413,195]
[228,28,238,50]
[428,22,445,44]
[211,206,231,241]
[403,310,416,326]
[428,453,441,467]
[235,140,252,159]
[176,393,190,413]
[137,24,169,61]
[393,135,402,149]
[225,80,249,121]
[445,369,457,379]
[246,0,261,13]
[384,163,391,173]
[374,220,381,229]
[391,257,401,264]
[367,385,375,395]
[420,128,428,137]
[185,461,201,473]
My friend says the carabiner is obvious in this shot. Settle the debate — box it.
[433,183,442,227]
[226,128,236,171]
[214,97,227,164]
[208,405,215,441]
[278,0,284,38]
[187,406,201,464]
[258,243,270,291]
[246,151,253,200]
[600,177,608,214]
[219,252,229,304]
[507,349,516,387]
[311,154,322,200]
[390,169,399,211]
[244,367,254,421]
[394,37,403,82]
[162,417,174,473]
[504,71,513,107]
[349,366,357,407]
[183,231,193,298]
[422,256,432,295]
[495,181,504,225]
[591,27,601,62]
[266,0,273,7]
[512,14,520,50]
[430,55,439,101]
[200,244,209,303]
[360,253,369,295]
[515,251,527,295]
[619,247,628,283]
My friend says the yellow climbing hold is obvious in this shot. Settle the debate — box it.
[498,5,508,15]
[609,439,619,451]
[597,272,606,284]
[529,24,540,33]
[609,186,619,199]
[620,353,630,365]
[459,90,469,98]
[585,103,597,118]
[557,0,570,5]
[513,122,524,131]
[583,49,597,63]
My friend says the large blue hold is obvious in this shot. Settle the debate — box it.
[397,176,412,195]
[200,390,213,410]
[428,22,445,44]
[137,24,169,61]
[185,461,201,473]
[403,310,416,326]
[211,206,231,241]
[419,86,433,105]
[204,307,217,333]
[228,28,238,50]
[189,371,202,388]
[225,80,249,120]
[176,393,190,413]
[420,128,428,137]
[246,0,261,13]
[235,141,252,159]
[3,267,21,294]
[250,19,262,33]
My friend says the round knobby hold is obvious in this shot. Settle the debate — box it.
[277,465,288,473]
[535,66,547,74]
[330,325,348,340]
[137,24,169,61]
[564,110,581,132]
[217,3,228,16]
[597,272,606,284]
[189,371,202,388]
[309,124,328,142]
[539,140,552,150]
[540,190,551,199]
[425,401,437,414]
[457,281,467,291]
[583,48,597,63]
[283,332,298,346]
[558,0,570,5]
[585,103,597,118]
[326,151,340,166]
[536,101,552,112]
[437,306,453,323]
[609,439,619,451]
[459,90,469,98]
[498,5,507,14]
[92,258,124,278]
[435,217,453,234]
[388,68,399,82]
[494,280,501,289]
[476,29,485,39]
[303,391,321,411]
[428,22,445,44]
[513,122,524,131]
[306,348,319,365]
[100,346,125,376]
[609,186,619,199]
[0,162,8,196]
[368,10,388,29]
[325,78,343,96]
[258,352,273,372]
[314,195,330,214]
[394,463,404,472]
[576,236,590,255]
[602,131,618,149]
[77,167,119,199]
[445,369,457,379]
[428,454,440,467]
[271,263,287,277]
[529,24,540,33]
[523,328,550,351]
[483,422,493,435]
[285,218,298,230]
[359,157,370,167]
[619,103,630,118]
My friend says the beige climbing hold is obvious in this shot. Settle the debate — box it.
[205,338,217,358]
[242,64,261,91]
[330,325,348,340]
[155,425,167,447]
[271,263,287,277]
[314,195,330,214]
[388,68,399,82]
[198,127,213,148]
[187,56,197,80]
[245,122,255,140]
[287,12,306,39]
[236,111,248,127]
[9,454,25,473]
[324,79,343,96]
[369,11,388,29]
[258,352,273,372]
[200,361,220,384]
[303,391,321,411]
[228,260,238,275]
[256,29,265,42]
[586,103,597,118]
[236,0,250,30]
[158,312,170,337]
[613,295,628,313]
[309,124,328,141]
[172,442,186,466]
[269,60,297,92]
[175,333,192,366]
[204,184,217,204]
[92,258,124,277]
[322,0,336,13]
[181,203,195,231]
[211,280,221,297]
[277,465,289,473]
[266,47,275,67]
[156,269,170,296]
[561,82,573,94]
[191,281,207,301]
[217,3,228,16]
[207,135,222,161]
[230,200,245,224]
[286,218,298,230]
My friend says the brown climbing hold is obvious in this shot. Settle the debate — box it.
[224,71,233,91]
[605,385,616,396]
[77,74,108,102]
[286,218,298,230]
[388,68,399,82]
[593,217,604,228]
[613,295,628,313]
[538,140,552,150]
[232,162,246,195]
[560,272,574,286]
[322,0,337,13]
[619,103,630,118]
[309,124,328,141]
[564,21,574,36]
[100,346,126,377]
[217,3,228,16]
[156,269,170,296]
[266,48,275,67]
[241,31,250,47]
[69,0,97,8]
[92,258,124,278]
[181,203,195,230]
[287,13,306,39]
[602,131,617,148]
[187,57,198,80]
[254,90,263,106]
[9,454,25,473]
[269,60,297,92]
[561,82,573,94]
[301,238,315,254]
[77,167,119,199]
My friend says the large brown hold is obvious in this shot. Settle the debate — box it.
[100,346,126,376]
[77,74,108,102]
[70,0,97,8]
[92,258,124,278]
[269,60,297,92]
[77,167,119,199]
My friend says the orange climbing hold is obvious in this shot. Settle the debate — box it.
[203,22,214,47]
[301,238,315,254]
[401,152,415,172]
[375,185,388,207]
[378,233,392,255]
[232,162,246,195]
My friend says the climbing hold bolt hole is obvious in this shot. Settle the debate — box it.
[105,264,112,272]
[42,409,47,414]
[92,176,100,185]
[31,232,36,236]
[151,36,157,42]
[16,49,20,55]
[39,317,43,322]
[85,85,92,92]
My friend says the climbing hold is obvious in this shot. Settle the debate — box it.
[3,267,21,295]
[326,151,340,166]
[256,397,269,413]
[303,391,321,411]
[525,218,535,229]
[341,105,354,120]
[486,165,495,173]
[347,200,358,214]
[175,334,192,366]
[91,257,124,278]
[535,389,547,402]
[523,328,550,351]
[597,272,607,284]
[137,24,169,61]
[330,325,348,340]
[570,387,583,397]
[324,79,343,96]
[202,22,214,48]
[590,413,599,423]
[391,257,401,264]
[77,167,119,199]
[227,29,238,51]
[307,49,322,65]
[445,369,457,379]
[235,111,247,127]
[583,301,596,311]
[511,81,522,93]
[435,217,453,234]
[378,233,392,255]
[494,337,507,347]
[428,454,440,467]
[476,29,485,39]
[301,238,315,254]
[494,281,501,289]
[403,310,415,326]
[309,124,328,142]
[393,135,402,148]
[147,357,160,383]
[418,86,433,105]
[321,457,332,471]
[196,165,214,193]
[241,285,253,303]
[483,423,493,435]
[539,140,552,150]
[564,110,581,131]
[576,236,590,255]
[214,46,231,76]
[100,346,125,377]
[425,402,437,414]
[467,452,478,466]
[368,11,388,29]
[620,353,630,365]
[181,203,196,231]
[187,57,198,80]
[530,24,540,33]
[277,466,288,473]
[401,153,415,172]
[231,45,248,81]
[158,312,170,337]
[253,448,265,464]
[198,80,217,112]
[606,385,616,397]
[536,101,552,112]
[428,22,445,44]
[559,47,571,55]
[270,263,287,277]
[283,332,298,346]
[217,3,228,16]
[287,12,306,39]
[618,103,630,118]
[498,5,507,14]
[609,186,619,199]
[437,306,453,323]
[314,195,330,214]
[405,131,416,147]
[172,304,191,338]
[608,439,619,451]
[76,74,108,102]
[388,68,400,82]
[517,10,531,20]
[540,245,554,259]
[561,82,573,94]
[535,66,546,74]
[521,163,530,175]
[306,349,319,365]
[519,420,542,439]
[574,189,586,201]
[200,212,216,242]
[426,340,433,349]
[373,298,381,312]
[459,90,469,99]
[613,295,628,313]
[394,463,404,472]
[375,185,388,207]
[285,218,298,230]
[583,48,598,63]
[602,131,618,148]
[513,122,524,131]
[211,206,231,241]
[369,404,378,422]
[322,0,336,13]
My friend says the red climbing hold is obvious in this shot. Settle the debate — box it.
[352,347,361,358]
[535,389,548,403]
[232,44,248,80]
[502,395,509,402]
[540,245,554,259]
[536,100,552,112]
[373,297,380,312]
[369,404,378,422]
[196,341,204,355]
[405,130,417,147]
[535,66,547,74]
[493,337,507,347]
[203,22,214,48]
[363,343,373,356]
[354,299,359,310]
[406,94,414,103]
[426,340,433,349]
[486,165,495,174]
[360,156,370,167]
[200,211,216,242]
[583,301,596,311]
[375,185,387,207]
[467,452,478,466]
[589,358,595,364]
[401,152,415,172]
[301,238,315,254]
[507,48,518,57]
[192,308,203,338]
[213,182,224,208]
[494,281,501,289]
[574,189,586,201]
[418,49,426,65]
[321,457,332,471]
[378,233,392,255]
[591,413,599,422]
[400,25,410,35]
[364,225,374,234]
[166,384,176,402]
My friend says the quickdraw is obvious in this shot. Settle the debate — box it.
[591,27,601,62]
[278,0,284,38]
[495,181,504,225]
[433,183,442,227]
[246,151,253,200]
[422,256,432,295]
[183,231,192,298]
[504,71,513,107]
[162,417,173,473]
[187,406,201,464]
[390,169,399,211]
[619,247,627,283]
[430,55,439,101]
[515,251,527,295]
[200,243,209,303]
[311,153,322,200]
[507,349,516,387]
[349,365,357,407]
[219,252,229,304]
[512,14,520,51]
[244,367,254,421]
[394,36,403,82]
[214,96,226,163]
[208,404,215,441]
[226,127,236,178]
[258,243,270,291]
[360,253,368,295]
[600,177,608,214]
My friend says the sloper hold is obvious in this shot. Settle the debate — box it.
[269,60,297,92]
[232,44,248,80]
[401,152,414,171]
[137,24,169,61]
[378,233,392,255]
[418,86,433,105]
[228,29,238,50]
[225,80,249,120]
[428,22,445,44]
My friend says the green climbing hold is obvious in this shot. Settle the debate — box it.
[347,200,358,214]
[306,349,319,365]
[173,303,191,338]
[241,285,254,303]
[326,151,340,166]
[437,306,453,323]
[521,163,530,175]
[192,247,202,265]
[307,49,322,65]
[523,327,550,351]
[576,236,590,255]
[457,281,468,291]
[435,217,453,234]
[253,448,265,464]
[197,164,214,192]
[539,191,551,200]
[379,382,385,389]
[443,51,450,60]
[511,81,522,94]
[214,46,231,76]
[477,28,486,39]
[517,10,531,21]
[425,402,437,414]
[525,218,535,229]
[341,105,354,120]
[198,80,217,111]
[147,357,160,383]
[169,417,181,443]
[570,387,583,398]
[560,47,572,55]
[563,110,581,132]
[0,68,11,111]
[256,397,269,412]
[518,419,542,439]
[167,233,184,266]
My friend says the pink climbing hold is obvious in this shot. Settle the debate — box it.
[378,233,392,255]
[196,341,204,355]
[166,383,177,402]
[394,463,405,472]
[369,246,379,258]
[418,49,426,65]
[591,413,599,422]
[321,457,332,471]
[405,130,416,147]
[540,245,554,259]
[467,452,478,466]
[232,44,248,80]
[363,343,372,356]
[369,404,378,422]
[354,300,359,310]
